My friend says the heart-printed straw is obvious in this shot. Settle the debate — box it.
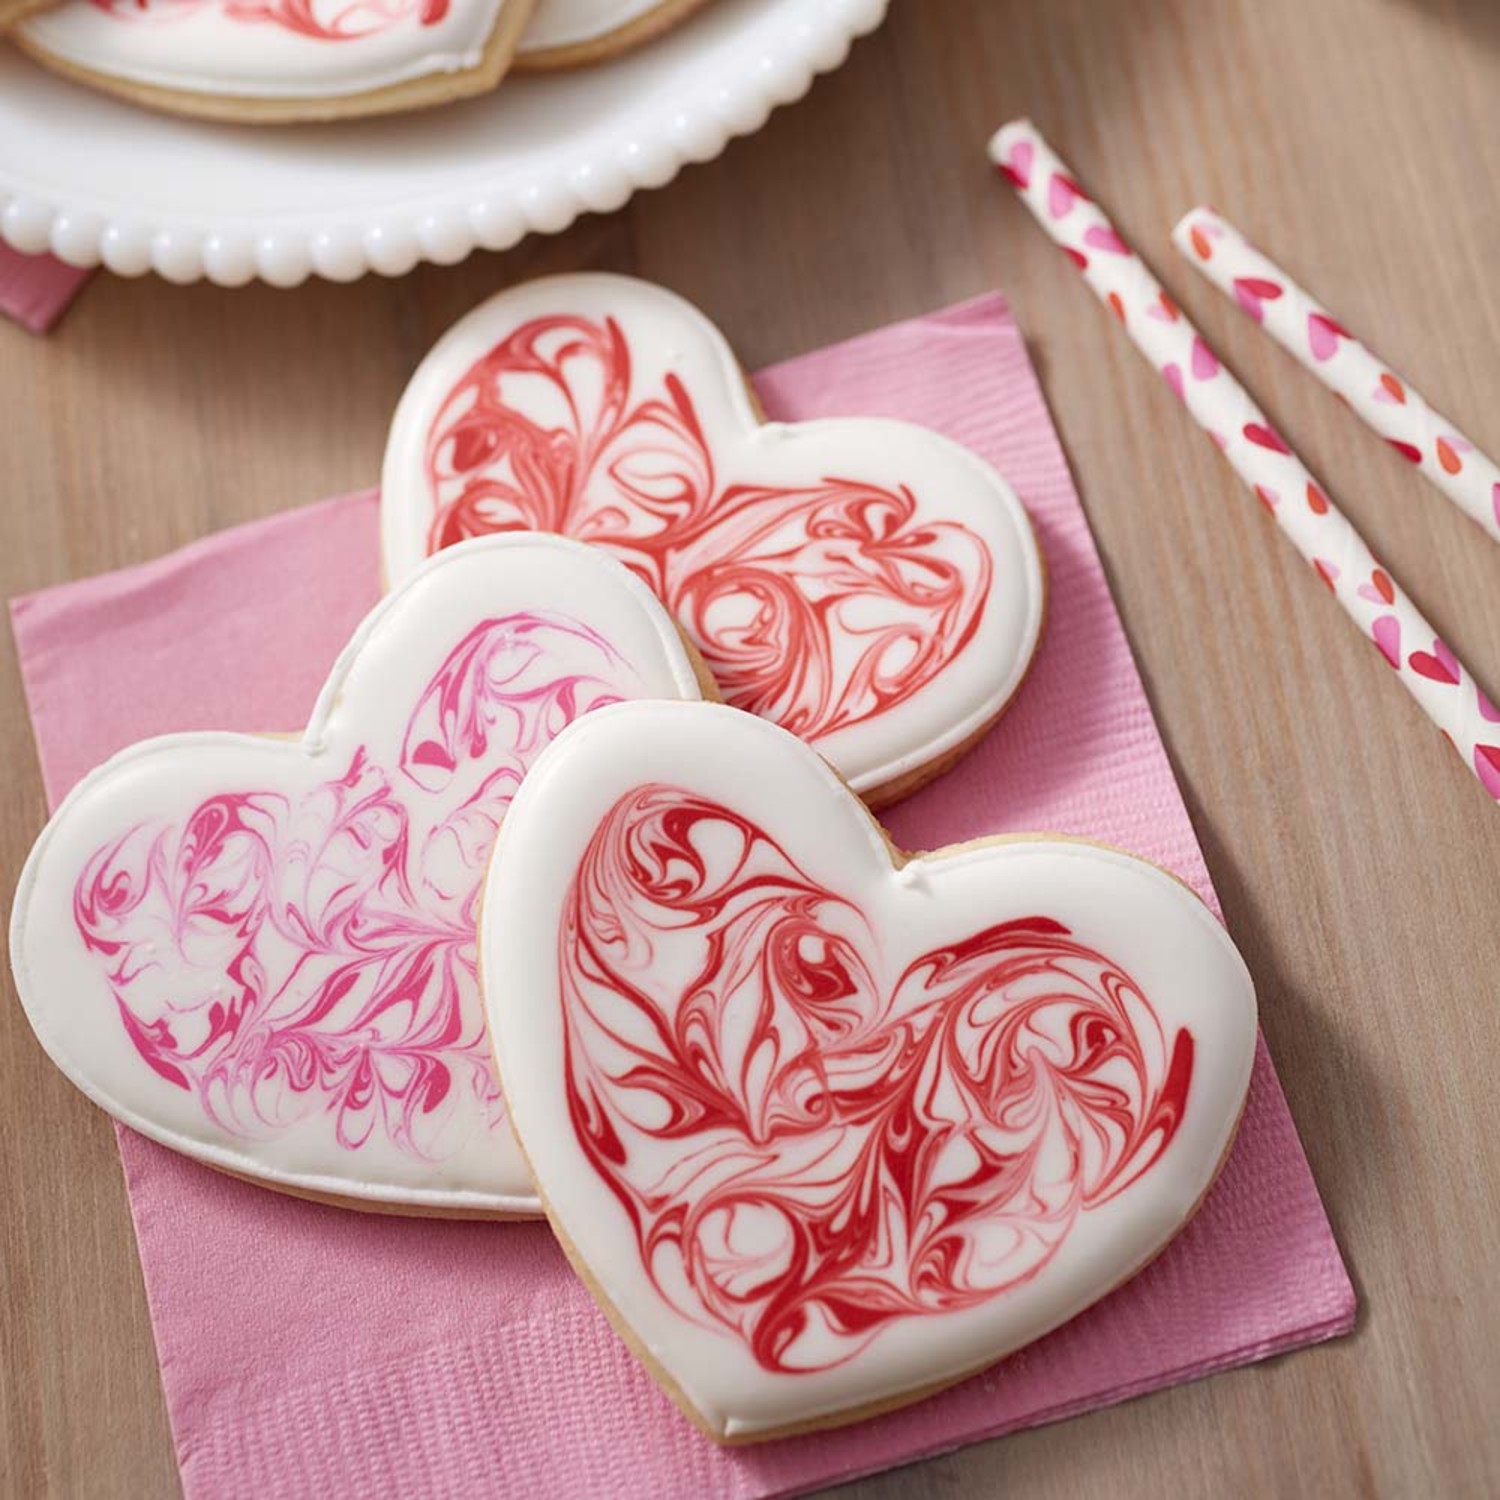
[1173,208,1500,546]
[988,119,1500,803]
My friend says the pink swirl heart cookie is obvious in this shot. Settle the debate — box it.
[382,274,1046,806]
[483,700,1258,1439]
[9,536,706,1216]
[15,0,539,122]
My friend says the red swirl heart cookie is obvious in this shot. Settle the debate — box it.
[9,536,705,1215]
[381,274,1046,806]
[15,0,540,123]
[483,701,1258,1439]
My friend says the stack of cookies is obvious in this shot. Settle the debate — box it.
[9,275,1259,1441]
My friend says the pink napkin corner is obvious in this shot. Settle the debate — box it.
[0,242,92,334]
[10,292,1355,1499]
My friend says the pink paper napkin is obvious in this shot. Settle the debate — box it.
[11,293,1355,1499]
[0,243,92,333]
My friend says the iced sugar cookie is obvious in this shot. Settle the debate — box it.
[14,0,539,123]
[515,0,709,69]
[9,536,706,1216]
[483,700,1258,1439]
[382,274,1046,806]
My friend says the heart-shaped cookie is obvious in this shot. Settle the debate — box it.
[381,273,1046,806]
[483,700,1257,1439]
[10,536,705,1215]
[16,0,539,123]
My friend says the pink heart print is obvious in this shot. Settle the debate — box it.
[997,139,1033,188]
[1477,691,1500,795]
[1306,312,1349,362]
[1371,615,1402,669]
[1048,171,1085,219]
[1476,745,1500,798]
[1083,225,1130,256]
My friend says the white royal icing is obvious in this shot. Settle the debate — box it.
[10,536,705,1215]
[519,0,667,52]
[19,0,515,101]
[483,700,1258,1437]
[381,273,1046,799]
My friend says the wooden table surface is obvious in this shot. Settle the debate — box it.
[4,1,1499,1495]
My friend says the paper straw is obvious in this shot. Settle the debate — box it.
[1173,208,1500,546]
[988,119,1500,802]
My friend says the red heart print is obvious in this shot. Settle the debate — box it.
[1373,373,1406,405]
[1190,225,1214,260]
[1356,568,1395,605]
[1254,485,1279,512]
[1065,247,1089,270]
[1408,639,1460,685]
[1108,291,1127,323]
[1307,312,1348,361]
[1388,438,1423,464]
[1371,615,1401,669]
[1233,277,1283,322]
[1436,438,1463,475]
[1244,422,1291,454]
[1313,559,1338,592]
[1306,481,1330,515]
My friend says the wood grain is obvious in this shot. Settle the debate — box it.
[3,0,1499,1494]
